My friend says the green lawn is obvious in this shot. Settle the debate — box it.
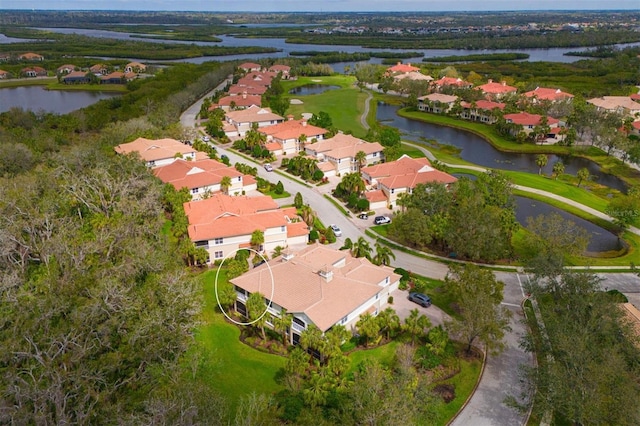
[192,270,286,410]
[282,75,369,137]
[431,355,483,425]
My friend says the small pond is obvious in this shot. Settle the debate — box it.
[0,86,121,114]
[452,173,621,253]
[288,84,340,96]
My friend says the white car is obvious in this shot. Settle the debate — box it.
[329,224,342,237]
[202,135,210,142]
[264,163,274,172]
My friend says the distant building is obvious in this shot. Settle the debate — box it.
[418,93,458,113]
[304,133,384,177]
[524,87,574,103]
[115,137,203,168]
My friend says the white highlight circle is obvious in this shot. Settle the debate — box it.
[214,248,275,326]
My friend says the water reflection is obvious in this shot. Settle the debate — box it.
[377,102,627,193]
[288,84,340,95]
[0,86,120,114]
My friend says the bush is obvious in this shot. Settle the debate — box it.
[312,169,324,181]
[275,181,285,195]
[388,296,394,304]
[309,229,319,242]
[394,267,411,281]
[356,197,370,212]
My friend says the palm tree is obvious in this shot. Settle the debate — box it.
[300,325,326,362]
[552,161,565,180]
[250,229,264,253]
[325,325,350,358]
[300,205,316,228]
[403,308,432,346]
[220,175,232,194]
[356,312,380,347]
[273,308,293,345]
[376,307,401,340]
[355,150,367,172]
[246,292,268,341]
[272,245,285,258]
[373,243,396,266]
[351,236,372,260]
[535,154,548,175]
[303,371,330,408]
[577,167,590,188]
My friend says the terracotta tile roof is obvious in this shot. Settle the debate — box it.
[100,71,124,80]
[62,71,87,80]
[393,71,433,82]
[152,158,243,191]
[56,64,76,73]
[460,100,506,111]
[184,193,278,225]
[265,142,282,152]
[269,64,291,73]
[365,189,387,202]
[306,133,383,159]
[239,62,261,70]
[114,137,197,163]
[317,161,336,172]
[0,70,8,76]
[387,62,420,73]
[186,196,305,242]
[478,80,517,94]
[504,112,559,126]
[362,155,432,179]
[226,105,284,124]
[287,221,310,237]
[631,94,640,101]
[215,94,262,108]
[19,52,43,60]
[418,93,458,103]
[231,244,400,331]
[433,76,471,87]
[228,84,268,96]
[587,96,640,113]
[524,87,574,101]
[238,71,273,87]
[378,169,457,190]
[90,64,107,73]
[259,119,327,141]
[632,121,640,131]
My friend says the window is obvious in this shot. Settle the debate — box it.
[281,225,286,232]
[237,176,242,181]
[214,251,223,259]
[373,152,377,157]
[340,315,348,324]
[214,238,223,245]
[191,188,199,194]
[293,317,306,328]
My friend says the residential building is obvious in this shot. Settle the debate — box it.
[239,62,262,72]
[224,105,284,138]
[18,52,44,61]
[238,71,274,88]
[393,71,433,83]
[184,193,309,263]
[212,93,262,112]
[230,243,402,343]
[56,64,77,74]
[62,71,90,84]
[431,76,473,91]
[259,117,328,156]
[523,87,574,103]
[460,99,506,123]
[21,66,47,77]
[268,64,291,78]
[0,69,9,79]
[125,62,146,73]
[361,154,457,209]
[89,64,109,75]
[115,137,202,168]
[304,133,384,177]
[153,158,257,199]
[504,112,561,140]
[100,71,136,84]
[386,62,420,74]
[477,80,517,100]
[227,84,268,96]
[418,93,458,113]
[587,96,640,119]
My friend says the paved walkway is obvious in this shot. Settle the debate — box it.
[360,89,373,131]
[179,85,640,426]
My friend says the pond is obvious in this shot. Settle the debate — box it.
[0,86,120,114]
[377,102,627,193]
[514,195,621,253]
[288,84,340,95]
[453,173,621,253]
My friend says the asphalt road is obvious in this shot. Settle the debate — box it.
[180,84,640,426]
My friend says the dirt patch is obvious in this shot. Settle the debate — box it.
[433,383,456,403]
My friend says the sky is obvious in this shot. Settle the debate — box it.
[1,0,638,12]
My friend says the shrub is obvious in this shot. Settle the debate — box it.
[356,197,370,212]
[309,229,319,242]
[312,169,324,181]
[275,181,285,195]
[388,296,394,304]
[394,267,411,281]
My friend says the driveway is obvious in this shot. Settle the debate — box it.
[390,288,450,327]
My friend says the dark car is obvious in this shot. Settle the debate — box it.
[374,215,391,225]
[408,292,432,308]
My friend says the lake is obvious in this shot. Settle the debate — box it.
[0,86,120,114]
[288,84,340,95]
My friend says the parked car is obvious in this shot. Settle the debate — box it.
[374,215,391,225]
[408,292,432,308]
[358,212,369,220]
[202,135,210,142]
[264,163,274,172]
[329,224,342,237]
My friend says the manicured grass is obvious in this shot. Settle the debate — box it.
[282,75,369,137]
[399,144,427,158]
[262,189,291,199]
[409,275,458,318]
[323,194,351,216]
[0,77,56,87]
[193,270,286,411]
[431,355,483,425]
[347,341,400,373]
[47,82,128,92]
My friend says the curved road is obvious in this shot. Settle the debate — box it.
[180,85,640,426]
